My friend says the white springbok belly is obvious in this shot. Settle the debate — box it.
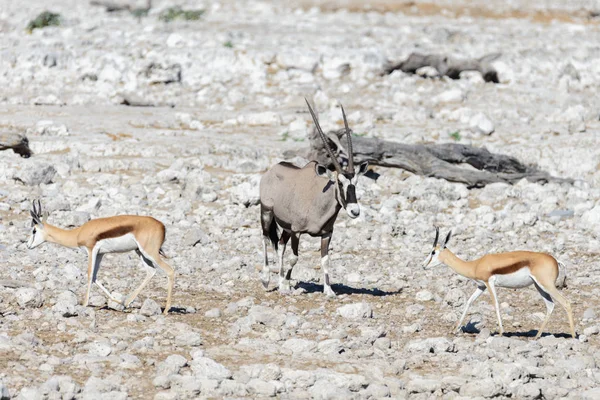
[493,267,534,289]
[96,233,139,254]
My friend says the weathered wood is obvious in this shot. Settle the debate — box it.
[291,128,570,188]
[384,53,501,83]
[0,132,32,158]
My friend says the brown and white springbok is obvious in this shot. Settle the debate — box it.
[26,200,174,314]
[259,99,369,296]
[423,228,576,339]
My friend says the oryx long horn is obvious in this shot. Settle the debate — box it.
[305,98,344,175]
[433,226,440,247]
[340,104,354,173]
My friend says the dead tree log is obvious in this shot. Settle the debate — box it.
[0,132,32,158]
[384,53,501,83]
[288,128,570,188]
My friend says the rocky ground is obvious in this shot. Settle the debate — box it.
[1,0,600,399]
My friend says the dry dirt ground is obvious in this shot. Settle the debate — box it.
[1,0,600,399]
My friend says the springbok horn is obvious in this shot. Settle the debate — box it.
[340,104,354,173]
[433,226,440,247]
[32,200,39,217]
[305,98,344,175]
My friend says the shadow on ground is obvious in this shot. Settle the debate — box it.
[297,281,402,296]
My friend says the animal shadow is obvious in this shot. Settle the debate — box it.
[296,282,401,297]
[501,330,575,339]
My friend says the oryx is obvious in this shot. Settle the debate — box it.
[259,99,369,296]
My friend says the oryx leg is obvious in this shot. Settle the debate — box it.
[283,233,299,288]
[260,207,277,289]
[321,233,335,297]
[278,231,291,293]
[454,285,486,333]
[123,250,157,308]
[485,276,504,336]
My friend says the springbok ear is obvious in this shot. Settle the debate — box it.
[315,164,330,178]
[443,230,453,248]
[358,161,369,175]
[42,211,49,223]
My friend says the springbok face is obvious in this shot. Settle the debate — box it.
[307,100,369,219]
[423,227,452,268]
[27,200,48,249]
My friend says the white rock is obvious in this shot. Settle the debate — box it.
[87,341,112,357]
[337,302,373,319]
[14,288,44,308]
[140,298,162,316]
[190,357,232,381]
[52,290,79,317]
[239,112,281,126]
[204,308,221,318]
[415,290,434,302]
[156,354,188,376]
[469,112,495,135]
[246,379,276,397]
[433,89,464,104]
[166,33,184,48]
[12,162,57,186]
[175,332,202,347]
[35,120,70,136]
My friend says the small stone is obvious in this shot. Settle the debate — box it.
[190,357,232,381]
[516,382,542,399]
[246,379,276,397]
[52,290,78,317]
[434,89,463,104]
[12,162,56,186]
[583,326,599,336]
[337,302,373,319]
[469,112,495,135]
[204,308,221,318]
[156,354,188,376]
[416,290,434,302]
[14,288,44,308]
[87,341,112,357]
[140,298,162,316]
[374,337,391,350]
[406,378,441,393]
[175,332,202,347]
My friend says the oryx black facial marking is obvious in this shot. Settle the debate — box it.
[259,99,369,296]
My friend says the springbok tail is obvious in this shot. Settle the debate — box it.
[159,248,170,259]
[556,261,567,289]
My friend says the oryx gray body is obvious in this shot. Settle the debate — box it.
[259,100,368,296]
[260,161,340,235]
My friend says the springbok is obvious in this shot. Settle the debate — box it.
[26,200,174,314]
[259,99,369,296]
[423,228,576,339]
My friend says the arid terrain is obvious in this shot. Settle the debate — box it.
[1,0,600,399]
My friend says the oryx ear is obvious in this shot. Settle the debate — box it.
[315,164,331,178]
[358,161,369,175]
[443,230,453,248]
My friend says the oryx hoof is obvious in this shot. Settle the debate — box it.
[278,285,292,295]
